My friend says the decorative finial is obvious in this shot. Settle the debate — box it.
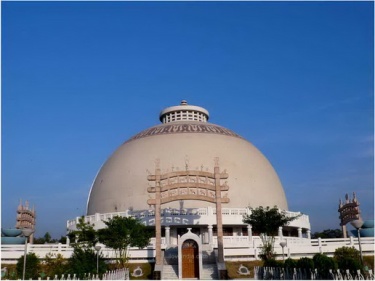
[181,100,188,105]
[353,192,358,203]
[214,157,219,167]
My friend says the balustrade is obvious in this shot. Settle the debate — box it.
[1,237,374,264]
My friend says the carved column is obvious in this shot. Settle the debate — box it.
[342,225,347,238]
[247,225,252,244]
[214,163,224,263]
[208,225,213,245]
[298,227,302,238]
[155,164,162,266]
[306,229,311,239]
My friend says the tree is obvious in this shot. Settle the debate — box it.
[312,229,343,239]
[66,247,107,279]
[44,232,52,243]
[98,216,152,268]
[58,235,67,244]
[68,216,98,249]
[66,216,106,277]
[33,237,46,244]
[33,232,59,244]
[43,253,68,279]
[243,206,299,261]
[16,253,41,279]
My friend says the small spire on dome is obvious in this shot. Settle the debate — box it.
[180,100,188,105]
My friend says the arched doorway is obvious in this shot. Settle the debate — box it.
[182,239,199,278]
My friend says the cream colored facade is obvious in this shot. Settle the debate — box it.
[87,101,288,214]
[68,101,311,258]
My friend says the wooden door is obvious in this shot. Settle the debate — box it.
[182,239,198,278]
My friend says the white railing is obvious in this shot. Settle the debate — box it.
[67,207,310,230]
[2,236,374,263]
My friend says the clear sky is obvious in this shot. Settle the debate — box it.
[2,1,374,239]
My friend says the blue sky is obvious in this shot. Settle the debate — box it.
[2,1,374,239]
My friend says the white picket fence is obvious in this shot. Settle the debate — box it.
[254,266,375,280]
[6,268,130,280]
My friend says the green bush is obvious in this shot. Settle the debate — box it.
[334,246,362,271]
[16,253,41,279]
[263,258,283,267]
[334,246,360,260]
[313,253,337,279]
[284,258,297,268]
[296,257,314,270]
[43,253,68,279]
[66,248,107,279]
[337,257,362,272]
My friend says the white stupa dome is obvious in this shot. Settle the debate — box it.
[86,101,288,215]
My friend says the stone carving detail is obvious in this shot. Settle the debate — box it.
[131,266,143,277]
[199,189,207,196]
[126,123,242,143]
[189,188,197,195]
[169,189,177,196]
[199,177,207,184]
[237,264,250,275]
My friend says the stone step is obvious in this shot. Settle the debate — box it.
[162,264,218,280]
[201,264,218,280]
[162,264,179,280]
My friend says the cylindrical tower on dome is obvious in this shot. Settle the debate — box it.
[159,100,209,123]
[86,100,288,215]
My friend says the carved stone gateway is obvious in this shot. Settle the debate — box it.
[338,192,361,238]
[147,158,229,279]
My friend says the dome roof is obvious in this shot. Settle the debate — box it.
[86,101,288,215]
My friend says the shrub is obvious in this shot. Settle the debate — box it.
[296,257,314,269]
[43,253,68,278]
[66,248,107,279]
[284,258,297,268]
[263,258,282,267]
[334,246,360,260]
[334,246,362,271]
[313,253,337,279]
[16,253,41,279]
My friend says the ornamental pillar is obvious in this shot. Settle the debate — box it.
[208,225,213,245]
[165,226,170,246]
[247,224,252,244]
[307,229,311,239]
[278,226,283,239]
[298,227,302,238]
